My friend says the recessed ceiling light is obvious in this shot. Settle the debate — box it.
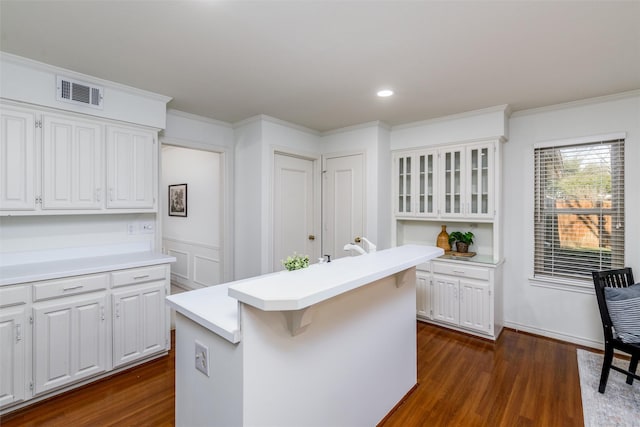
[377,89,394,97]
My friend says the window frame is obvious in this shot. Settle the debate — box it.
[532,133,626,288]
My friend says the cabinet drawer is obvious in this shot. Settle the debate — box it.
[111,265,166,288]
[432,262,489,281]
[33,274,108,301]
[0,285,29,307]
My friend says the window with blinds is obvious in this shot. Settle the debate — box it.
[533,138,625,282]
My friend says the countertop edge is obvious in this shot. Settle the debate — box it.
[228,245,443,311]
[0,253,176,286]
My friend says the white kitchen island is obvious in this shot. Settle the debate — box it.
[166,244,443,427]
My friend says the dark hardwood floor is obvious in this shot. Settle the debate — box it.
[1,323,585,427]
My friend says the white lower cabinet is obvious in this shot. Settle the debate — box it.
[33,292,108,395]
[432,274,459,326]
[0,304,28,408]
[0,263,171,414]
[112,282,166,368]
[416,271,431,319]
[418,260,502,340]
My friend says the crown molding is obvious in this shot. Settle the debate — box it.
[233,114,320,136]
[167,109,233,128]
[510,90,640,118]
[321,120,390,137]
[391,104,510,131]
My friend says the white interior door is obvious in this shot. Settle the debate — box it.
[273,153,317,271]
[322,153,364,260]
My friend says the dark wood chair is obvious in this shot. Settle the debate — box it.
[592,268,640,393]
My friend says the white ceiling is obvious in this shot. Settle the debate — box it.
[1,1,639,132]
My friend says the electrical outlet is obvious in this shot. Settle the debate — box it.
[195,341,209,377]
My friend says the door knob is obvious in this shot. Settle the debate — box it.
[308,235,315,241]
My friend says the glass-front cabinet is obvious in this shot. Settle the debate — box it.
[441,147,464,217]
[467,144,493,217]
[394,140,495,221]
[440,142,494,219]
[394,150,437,217]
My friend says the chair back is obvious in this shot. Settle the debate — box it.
[592,268,635,342]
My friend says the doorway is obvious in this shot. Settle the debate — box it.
[322,153,365,260]
[273,152,319,271]
[161,145,223,290]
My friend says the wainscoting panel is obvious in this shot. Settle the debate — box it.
[163,238,221,290]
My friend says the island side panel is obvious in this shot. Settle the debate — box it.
[240,268,417,427]
[174,313,243,427]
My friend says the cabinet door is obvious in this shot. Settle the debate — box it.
[33,294,108,395]
[42,115,103,209]
[459,279,492,334]
[112,282,165,368]
[440,147,465,217]
[432,275,459,325]
[0,305,27,408]
[416,151,437,217]
[0,107,36,211]
[394,153,414,216]
[416,271,431,319]
[466,144,494,218]
[106,126,156,209]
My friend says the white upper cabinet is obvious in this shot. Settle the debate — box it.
[0,106,36,211]
[440,146,465,218]
[466,144,493,217]
[42,114,103,210]
[394,149,437,217]
[439,142,494,219]
[0,102,159,215]
[394,140,497,221]
[106,125,156,210]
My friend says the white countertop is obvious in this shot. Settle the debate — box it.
[228,244,444,311]
[166,245,443,343]
[0,251,176,286]
[166,283,241,343]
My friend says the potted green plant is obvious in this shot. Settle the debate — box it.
[282,253,310,271]
[448,231,474,253]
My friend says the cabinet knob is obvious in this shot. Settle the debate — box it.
[354,237,361,243]
[308,235,315,241]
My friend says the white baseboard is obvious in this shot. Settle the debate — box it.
[504,320,604,350]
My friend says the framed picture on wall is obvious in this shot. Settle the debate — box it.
[168,184,188,217]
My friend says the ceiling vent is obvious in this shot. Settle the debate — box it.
[56,76,104,109]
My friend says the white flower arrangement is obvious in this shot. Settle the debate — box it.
[282,253,310,271]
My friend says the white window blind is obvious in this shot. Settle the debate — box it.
[533,138,625,281]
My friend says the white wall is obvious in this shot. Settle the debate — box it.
[503,92,640,347]
[162,146,222,289]
[0,213,156,254]
[233,118,266,280]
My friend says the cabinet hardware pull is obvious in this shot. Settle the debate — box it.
[16,324,21,342]
[452,270,465,274]
[109,188,114,201]
[96,188,101,202]
[134,275,150,280]
[63,285,83,291]
[115,303,120,318]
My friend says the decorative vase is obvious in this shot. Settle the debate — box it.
[436,225,451,252]
[456,242,469,253]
